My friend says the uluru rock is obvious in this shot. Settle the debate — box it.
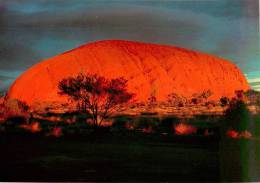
[7,40,250,107]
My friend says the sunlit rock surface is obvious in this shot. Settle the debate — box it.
[7,40,250,107]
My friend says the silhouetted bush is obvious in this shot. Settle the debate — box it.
[147,92,157,109]
[112,116,129,130]
[205,100,216,108]
[133,117,159,131]
[220,96,230,107]
[224,98,249,131]
[140,111,158,115]
[158,116,178,133]
[244,89,260,108]
[167,93,187,107]
[191,98,199,105]
[2,115,28,134]
[0,99,29,121]
[58,73,134,128]
[189,90,213,106]
[174,123,197,135]
[5,116,27,126]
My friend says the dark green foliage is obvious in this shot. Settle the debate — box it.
[133,117,159,129]
[224,99,249,131]
[187,115,220,127]
[0,133,220,181]
[136,117,151,129]
[112,116,161,132]
[1,116,28,134]
[140,111,158,115]
[192,114,211,121]
[112,116,130,130]
[158,116,178,133]
[160,116,178,127]
[219,97,253,182]
[5,116,27,125]
[254,114,260,137]
[244,89,260,108]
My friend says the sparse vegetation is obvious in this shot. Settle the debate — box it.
[244,89,260,108]
[220,96,230,107]
[58,73,134,128]
[0,99,30,123]
[190,90,213,105]
[224,91,250,131]
[147,92,157,109]
[167,93,187,107]
[174,122,197,135]
[1,86,258,182]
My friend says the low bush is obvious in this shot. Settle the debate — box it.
[224,99,249,131]
[133,117,159,130]
[112,116,130,130]
[174,123,197,135]
[160,116,178,128]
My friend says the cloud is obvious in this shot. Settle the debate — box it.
[0,4,208,67]
[247,78,260,83]
[0,70,22,91]
[0,0,259,90]
[0,39,41,70]
[6,4,206,38]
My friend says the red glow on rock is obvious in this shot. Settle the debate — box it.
[7,40,249,109]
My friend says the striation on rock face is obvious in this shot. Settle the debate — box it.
[7,40,250,107]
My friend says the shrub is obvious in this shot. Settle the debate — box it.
[131,117,159,133]
[224,98,249,131]
[239,130,252,139]
[160,116,178,128]
[226,130,239,139]
[190,98,201,105]
[20,122,41,133]
[112,116,129,130]
[158,116,178,133]
[0,99,29,121]
[226,130,252,139]
[205,100,216,108]
[167,93,187,107]
[174,123,197,135]
[5,116,27,125]
[220,96,230,107]
[58,73,134,128]
[244,90,260,109]
[46,127,62,137]
[190,90,213,105]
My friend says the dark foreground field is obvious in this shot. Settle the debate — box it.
[0,112,260,181]
[0,132,220,181]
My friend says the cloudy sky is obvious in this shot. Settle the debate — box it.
[0,0,259,91]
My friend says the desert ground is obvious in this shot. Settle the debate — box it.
[0,100,260,181]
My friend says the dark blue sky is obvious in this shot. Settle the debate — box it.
[0,0,259,91]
